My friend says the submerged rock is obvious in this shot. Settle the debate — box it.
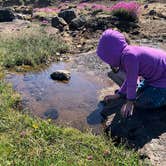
[44,107,59,120]
[50,70,71,81]
[0,8,15,22]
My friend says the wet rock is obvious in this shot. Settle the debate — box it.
[69,16,86,30]
[0,8,15,22]
[44,108,59,120]
[58,9,76,24]
[50,70,71,81]
[51,16,67,31]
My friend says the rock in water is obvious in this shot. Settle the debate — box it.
[50,70,71,81]
[44,107,58,120]
[58,9,76,24]
[0,8,15,22]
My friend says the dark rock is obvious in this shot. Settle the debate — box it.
[113,20,139,33]
[50,70,71,81]
[51,16,67,31]
[144,4,148,9]
[86,15,112,31]
[58,9,76,24]
[149,9,156,16]
[69,16,86,30]
[112,11,138,22]
[0,8,15,22]
[44,107,59,120]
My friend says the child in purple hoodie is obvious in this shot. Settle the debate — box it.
[97,29,166,118]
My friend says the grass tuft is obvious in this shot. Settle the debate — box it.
[0,27,68,68]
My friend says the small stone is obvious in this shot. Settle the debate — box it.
[50,70,71,81]
[144,4,148,9]
[149,10,156,16]
[87,155,93,160]
[103,150,110,156]
[56,52,60,56]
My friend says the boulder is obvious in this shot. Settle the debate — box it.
[51,16,67,31]
[50,70,71,81]
[84,13,114,31]
[0,8,15,22]
[58,9,76,24]
[69,16,86,30]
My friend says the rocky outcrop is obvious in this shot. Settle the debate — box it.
[69,16,86,30]
[51,16,67,31]
[58,9,76,24]
[85,13,113,31]
[0,8,15,22]
[50,70,71,81]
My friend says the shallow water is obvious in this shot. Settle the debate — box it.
[6,61,115,133]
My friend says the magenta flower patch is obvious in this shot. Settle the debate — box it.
[110,1,140,16]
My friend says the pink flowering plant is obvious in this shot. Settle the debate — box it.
[110,1,140,21]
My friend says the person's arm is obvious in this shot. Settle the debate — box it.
[118,79,127,98]
[120,53,139,118]
[124,53,139,100]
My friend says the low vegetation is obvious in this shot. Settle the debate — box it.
[0,79,142,165]
[0,27,68,68]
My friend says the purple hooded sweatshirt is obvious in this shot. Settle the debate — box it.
[97,29,166,100]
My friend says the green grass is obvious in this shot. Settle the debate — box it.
[0,79,142,166]
[0,27,68,68]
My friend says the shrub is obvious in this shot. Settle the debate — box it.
[110,1,140,22]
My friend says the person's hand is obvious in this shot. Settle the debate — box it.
[104,94,120,104]
[121,101,134,118]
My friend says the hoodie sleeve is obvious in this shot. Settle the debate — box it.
[118,79,127,95]
[123,53,139,100]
